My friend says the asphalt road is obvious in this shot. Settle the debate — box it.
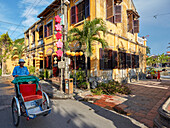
[0,80,147,128]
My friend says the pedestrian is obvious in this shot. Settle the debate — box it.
[157,70,161,82]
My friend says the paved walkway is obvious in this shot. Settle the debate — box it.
[85,79,170,128]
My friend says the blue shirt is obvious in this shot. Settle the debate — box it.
[12,66,29,77]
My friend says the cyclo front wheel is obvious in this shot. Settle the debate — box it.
[12,98,20,126]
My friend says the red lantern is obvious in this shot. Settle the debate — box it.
[55,15,62,23]
[55,24,62,31]
[56,49,63,57]
[55,32,62,40]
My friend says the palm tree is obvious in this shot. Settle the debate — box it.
[11,38,26,59]
[146,56,154,67]
[66,18,108,89]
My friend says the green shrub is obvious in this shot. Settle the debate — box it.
[39,70,44,80]
[44,69,49,79]
[91,88,103,95]
[92,80,131,95]
[77,82,88,89]
[0,69,2,76]
[28,66,35,75]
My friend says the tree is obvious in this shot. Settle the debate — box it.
[146,46,151,55]
[157,53,170,66]
[0,32,13,75]
[66,18,108,89]
[11,38,26,59]
[146,56,154,67]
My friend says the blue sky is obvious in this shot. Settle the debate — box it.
[0,0,170,55]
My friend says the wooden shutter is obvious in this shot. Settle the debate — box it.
[135,55,139,68]
[106,0,114,22]
[112,51,118,69]
[108,50,112,69]
[128,14,133,33]
[85,0,90,18]
[132,55,135,68]
[71,6,77,24]
[44,25,47,37]
[126,53,131,68]
[99,48,104,70]
[134,20,139,33]
[114,5,122,23]
[123,52,126,69]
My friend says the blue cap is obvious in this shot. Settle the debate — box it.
[19,59,25,63]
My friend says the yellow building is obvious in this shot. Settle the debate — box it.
[24,0,147,82]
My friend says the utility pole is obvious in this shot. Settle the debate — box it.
[60,0,69,92]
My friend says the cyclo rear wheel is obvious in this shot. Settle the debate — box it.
[12,98,20,126]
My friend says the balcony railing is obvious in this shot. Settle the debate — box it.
[38,39,43,45]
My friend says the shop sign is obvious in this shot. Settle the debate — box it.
[58,61,65,69]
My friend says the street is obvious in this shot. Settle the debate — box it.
[0,80,147,128]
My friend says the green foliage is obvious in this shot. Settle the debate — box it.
[11,38,26,59]
[77,82,88,89]
[91,88,103,95]
[146,46,151,55]
[91,80,131,95]
[0,69,2,76]
[44,69,49,79]
[66,18,108,57]
[0,32,13,63]
[39,70,44,80]
[28,66,35,75]
[76,68,86,83]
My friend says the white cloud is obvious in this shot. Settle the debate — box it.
[19,0,54,27]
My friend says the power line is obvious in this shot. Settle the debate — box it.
[0,20,26,27]
[10,0,44,37]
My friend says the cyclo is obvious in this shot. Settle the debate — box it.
[11,76,51,126]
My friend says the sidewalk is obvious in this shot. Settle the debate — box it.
[84,79,170,128]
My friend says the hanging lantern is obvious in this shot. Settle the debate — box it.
[75,52,79,56]
[56,40,63,48]
[55,32,62,40]
[66,51,71,56]
[79,51,83,56]
[71,52,75,56]
[56,49,63,57]
[55,24,62,31]
[38,51,43,54]
[55,15,62,23]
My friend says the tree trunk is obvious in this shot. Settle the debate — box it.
[85,54,90,89]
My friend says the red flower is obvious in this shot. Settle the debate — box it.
[55,32,62,40]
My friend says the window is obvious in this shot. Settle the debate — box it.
[32,31,35,43]
[77,1,85,22]
[40,60,43,69]
[127,11,139,33]
[39,26,43,39]
[45,21,53,37]
[106,0,122,23]
[71,0,90,24]
[118,52,126,69]
[70,54,85,70]
[126,53,131,68]
[100,48,118,70]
